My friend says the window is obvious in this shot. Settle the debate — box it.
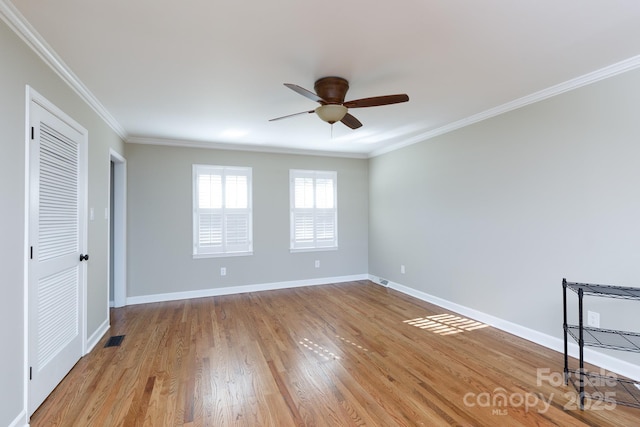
[290,169,337,251]
[193,165,252,257]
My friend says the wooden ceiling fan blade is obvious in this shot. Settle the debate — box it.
[343,94,409,108]
[341,113,362,129]
[269,110,315,121]
[284,83,326,103]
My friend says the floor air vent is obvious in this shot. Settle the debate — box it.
[105,335,125,347]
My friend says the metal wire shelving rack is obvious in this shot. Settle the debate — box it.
[563,279,640,410]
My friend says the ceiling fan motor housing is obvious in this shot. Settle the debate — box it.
[314,77,349,104]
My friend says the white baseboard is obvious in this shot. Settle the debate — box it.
[7,409,26,427]
[126,274,369,306]
[85,318,110,355]
[368,275,640,382]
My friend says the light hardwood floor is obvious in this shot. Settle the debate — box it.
[31,281,639,426]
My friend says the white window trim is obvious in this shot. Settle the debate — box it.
[290,169,338,252]
[193,164,253,258]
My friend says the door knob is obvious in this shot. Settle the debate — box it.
[79,254,89,262]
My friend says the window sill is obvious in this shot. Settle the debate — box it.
[193,251,253,259]
[290,247,338,254]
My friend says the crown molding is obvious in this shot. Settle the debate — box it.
[369,54,640,158]
[0,0,127,140]
[127,136,369,159]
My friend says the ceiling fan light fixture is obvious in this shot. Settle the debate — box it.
[315,104,347,124]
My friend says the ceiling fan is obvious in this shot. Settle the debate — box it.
[269,77,409,129]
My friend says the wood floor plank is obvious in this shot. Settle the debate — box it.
[30,281,640,426]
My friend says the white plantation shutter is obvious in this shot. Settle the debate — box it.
[193,165,252,256]
[198,212,223,247]
[290,170,337,251]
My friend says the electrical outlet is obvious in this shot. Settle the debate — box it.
[315,260,320,268]
[90,207,95,221]
[220,267,226,276]
[587,311,600,328]
[401,265,405,274]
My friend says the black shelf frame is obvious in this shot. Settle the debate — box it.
[563,278,640,410]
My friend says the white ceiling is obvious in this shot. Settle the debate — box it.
[6,0,640,157]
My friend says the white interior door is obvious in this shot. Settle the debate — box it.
[27,92,87,416]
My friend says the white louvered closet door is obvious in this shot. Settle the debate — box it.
[28,97,87,416]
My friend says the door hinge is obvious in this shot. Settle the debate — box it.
[31,126,34,140]
[29,366,32,380]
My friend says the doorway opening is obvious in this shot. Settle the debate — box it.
[109,150,126,308]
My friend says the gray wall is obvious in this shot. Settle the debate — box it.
[0,18,124,425]
[125,144,369,298]
[369,68,640,365]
